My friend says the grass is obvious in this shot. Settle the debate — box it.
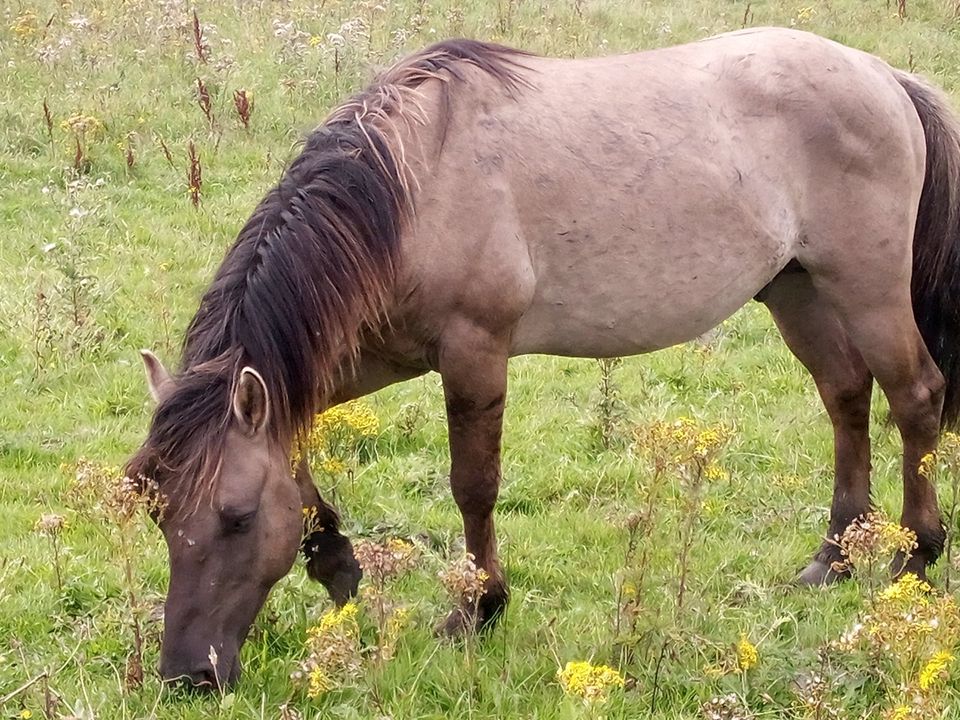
[3,0,960,718]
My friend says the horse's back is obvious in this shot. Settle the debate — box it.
[403,28,924,358]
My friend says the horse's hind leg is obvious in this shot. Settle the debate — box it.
[437,320,510,634]
[761,271,874,585]
[820,281,946,579]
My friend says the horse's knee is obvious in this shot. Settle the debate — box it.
[450,469,500,516]
[893,366,945,435]
[822,376,872,429]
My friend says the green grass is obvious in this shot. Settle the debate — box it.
[3,0,960,718]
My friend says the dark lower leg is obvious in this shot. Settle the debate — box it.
[892,367,946,578]
[295,460,361,605]
[437,325,509,634]
[441,392,509,633]
[833,303,946,581]
[762,273,874,585]
[808,377,874,579]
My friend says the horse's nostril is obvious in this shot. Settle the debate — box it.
[163,666,218,690]
[189,667,218,689]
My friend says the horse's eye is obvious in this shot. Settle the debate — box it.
[220,509,257,535]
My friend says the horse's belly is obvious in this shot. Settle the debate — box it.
[508,170,794,358]
[510,251,775,357]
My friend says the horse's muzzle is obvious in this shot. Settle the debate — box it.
[160,650,241,690]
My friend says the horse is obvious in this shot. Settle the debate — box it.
[127,27,960,687]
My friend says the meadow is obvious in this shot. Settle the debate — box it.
[4,0,960,718]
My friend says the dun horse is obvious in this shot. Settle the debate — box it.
[127,28,960,686]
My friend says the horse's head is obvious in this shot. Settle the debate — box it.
[129,350,306,688]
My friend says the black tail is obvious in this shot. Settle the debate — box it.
[896,70,960,429]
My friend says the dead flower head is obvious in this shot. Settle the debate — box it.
[830,511,917,576]
[439,552,489,606]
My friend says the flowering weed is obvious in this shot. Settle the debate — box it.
[557,660,624,704]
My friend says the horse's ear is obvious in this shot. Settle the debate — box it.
[140,349,173,403]
[232,367,270,435]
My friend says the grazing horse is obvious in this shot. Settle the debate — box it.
[127,27,960,686]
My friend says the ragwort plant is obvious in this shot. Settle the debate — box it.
[294,602,362,698]
[621,417,731,628]
[59,113,103,173]
[65,459,165,690]
[33,513,67,595]
[624,417,733,709]
[798,513,959,718]
[557,659,625,714]
[830,572,960,718]
[829,510,918,600]
[593,357,627,451]
[918,431,960,590]
[438,552,489,636]
[295,538,416,701]
[296,399,381,482]
[354,537,417,665]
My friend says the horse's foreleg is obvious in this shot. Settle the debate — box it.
[761,272,874,585]
[437,320,509,635]
[294,459,362,605]
[299,352,424,602]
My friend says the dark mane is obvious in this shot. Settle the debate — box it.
[126,39,531,496]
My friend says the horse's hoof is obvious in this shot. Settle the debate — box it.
[435,607,474,638]
[892,551,932,584]
[434,590,508,638]
[797,559,847,587]
[304,531,362,606]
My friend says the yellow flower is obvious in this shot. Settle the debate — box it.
[310,602,359,636]
[704,463,727,481]
[387,538,413,554]
[736,633,758,671]
[59,113,104,138]
[888,706,911,720]
[918,650,953,691]
[387,606,409,636]
[20,710,33,720]
[314,401,380,437]
[702,663,725,679]
[320,457,345,474]
[300,601,362,696]
[307,665,333,697]
[918,451,936,478]
[557,661,624,703]
[380,606,411,660]
[11,13,37,40]
[878,573,932,605]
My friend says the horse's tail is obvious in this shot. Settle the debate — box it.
[895,70,960,429]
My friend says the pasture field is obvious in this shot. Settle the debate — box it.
[4,1,960,718]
